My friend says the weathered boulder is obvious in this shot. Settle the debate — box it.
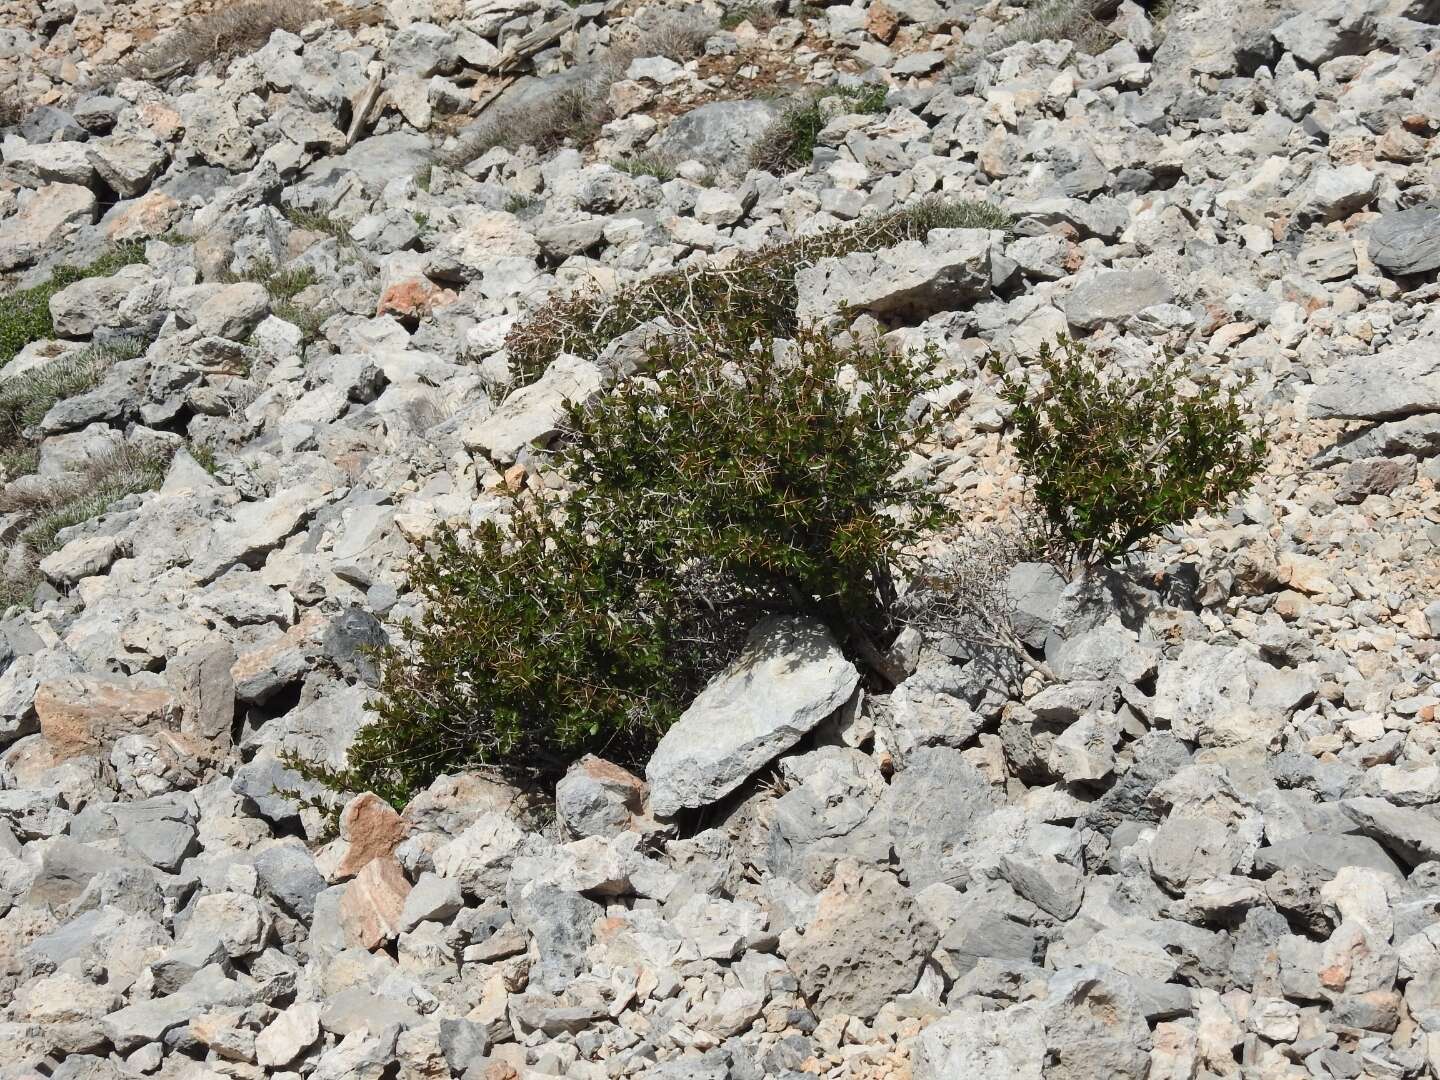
[784,862,938,1019]
[1369,206,1440,277]
[645,616,859,816]
[1064,270,1174,331]
[1309,338,1440,421]
[795,228,997,323]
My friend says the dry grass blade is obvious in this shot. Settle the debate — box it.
[442,10,715,168]
[113,0,324,82]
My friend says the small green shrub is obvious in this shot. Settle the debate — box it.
[311,325,942,803]
[994,337,1266,565]
[0,243,146,365]
[506,195,1012,381]
[748,85,890,174]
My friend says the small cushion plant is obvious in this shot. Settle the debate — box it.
[994,336,1266,565]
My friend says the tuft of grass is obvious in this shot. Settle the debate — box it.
[950,0,1117,76]
[283,208,358,256]
[0,85,23,130]
[0,341,139,446]
[720,2,779,30]
[271,301,328,346]
[0,444,39,480]
[17,448,169,557]
[506,195,1013,382]
[611,153,679,183]
[0,243,147,365]
[503,192,540,214]
[283,208,350,238]
[442,13,715,168]
[112,0,324,83]
[749,85,890,175]
[223,258,318,302]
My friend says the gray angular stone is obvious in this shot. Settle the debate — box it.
[999,854,1085,920]
[1272,0,1384,65]
[1254,832,1405,879]
[646,616,859,816]
[1342,798,1440,869]
[555,754,645,839]
[886,746,1001,889]
[651,99,782,175]
[397,871,464,932]
[1298,164,1378,223]
[1369,207,1440,277]
[512,884,601,994]
[785,863,938,1020]
[255,843,327,919]
[1309,338,1440,421]
[461,354,603,464]
[794,228,996,323]
[1064,270,1175,331]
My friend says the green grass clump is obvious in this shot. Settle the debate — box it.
[17,448,169,557]
[749,85,890,174]
[506,195,1013,382]
[225,259,317,301]
[611,153,679,183]
[0,243,147,365]
[995,337,1266,565]
[296,324,942,805]
[0,337,145,446]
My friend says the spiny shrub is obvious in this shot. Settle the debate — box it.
[506,195,1012,381]
[994,337,1266,565]
[0,243,146,365]
[310,325,942,804]
[749,84,891,174]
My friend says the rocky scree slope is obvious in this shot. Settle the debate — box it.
[2,0,1440,1077]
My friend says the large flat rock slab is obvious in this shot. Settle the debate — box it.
[645,615,859,817]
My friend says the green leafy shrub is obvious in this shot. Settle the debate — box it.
[315,325,942,804]
[0,243,146,365]
[749,85,890,174]
[994,337,1266,565]
[506,196,1012,381]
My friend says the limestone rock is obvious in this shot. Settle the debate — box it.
[646,616,859,816]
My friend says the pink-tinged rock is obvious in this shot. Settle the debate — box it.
[339,856,412,950]
[35,674,179,761]
[376,278,459,320]
[332,793,407,880]
[107,191,183,241]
